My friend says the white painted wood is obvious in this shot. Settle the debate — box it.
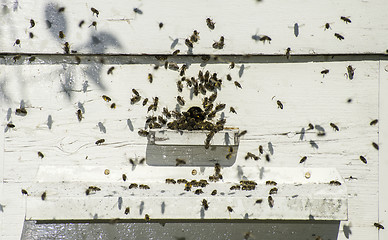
[0,0,387,55]
[0,60,379,239]
[379,61,388,240]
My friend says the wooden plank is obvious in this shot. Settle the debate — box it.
[0,0,387,55]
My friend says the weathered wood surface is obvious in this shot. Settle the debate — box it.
[0,60,381,239]
[0,0,388,55]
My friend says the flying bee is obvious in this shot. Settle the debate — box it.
[125,207,130,215]
[133,8,143,14]
[255,199,263,204]
[276,100,284,109]
[227,206,233,212]
[14,39,21,46]
[234,81,242,89]
[166,178,176,184]
[129,183,138,189]
[89,21,97,29]
[63,42,70,54]
[22,189,28,195]
[258,145,263,154]
[59,31,65,39]
[260,35,271,43]
[372,142,379,150]
[194,189,204,195]
[131,95,141,104]
[79,20,85,27]
[7,123,15,128]
[324,23,332,30]
[107,67,115,75]
[307,123,314,130]
[91,7,99,17]
[41,191,47,200]
[177,96,185,106]
[321,69,329,76]
[300,156,307,163]
[144,214,150,222]
[58,7,65,12]
[330,123,339,131]
[122,174,127,181]
[340,16,351,24]
[102,95,111,102]
[226,74,232,81]
[159,22,164,29]
[360,155,367,164]
[286,47,291,59]
[329,180,341,186]
[142,98,148,106]
[29,32,34,39]
[76,109,83,122]
[138,129,149,137]
[268,196,274,208]
[202,199,209,210]
[190,30,200,43]
[215,103,226,112]
[176,158,186,166]
[346,65,355,79]
[334,33,344,40]
[206,18,215,30]
[38,151,44,159]
[185,39,193,48]
[374,223,384,230]
[237,130,247,137]
[147,73,153,83]
[177,81,183,92]
[95,139,105,145]
[30,19,35,28]
[370,119,378,125]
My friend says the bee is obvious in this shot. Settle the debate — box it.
[180,65,188,76]
[260,35,272,43]
[359,155,367,164]
[286,47,291,59]
[209,92,217,102]
[226,74,232,81]
[102,95,111,102]
[300,156,307,163]
[374,223,384,230]
[177,81,183,92]
[41,191,47,200]
[131,89,140,97]
[125,207,130,215]
[334,33,344,40]
[168,62,179,71]
[202,199,209,210]
[255,199,263,204]
[266,181,277,186]
[330,123,339,131]
[176,158,186,166]
[172,49,180,55]
[15,108,27,116]
[110,103,116,109]
[12,55,21,62]
[277,100,283,109]
[194,189,203,195]
[38,151,44,159]
[139,184,150,189]
[139,158,146,164]
[29,32,34,39]
[63,42,70,54]
[91,7,99,17]
[372,142,379,150]
[185,39,193,48]
[59,31,65,39]
[234,81,242,89]
[177,179,188,184]
[146,73,153,83]
[177,96,185,106]
[138,129,149,137]
[230,185,240,190]
[21,189,28,195]
[215,103,226,112]
[14,39,21,46]
[237,130,247,137]
[29,56,36,63]
[107,67,115,75]
[159,22,164,29]
[211,190,217,195]
[204,139,211,149]
[229,62,235,69]
[140,98,148,106]
[258,145,263,154]
[133,8,143,14]
[268,196,274,208]
[346,65,355,80]
[129,183,138,189]
[227,206,233,212]
[329,180,341,186]
[79,20,85,27]
[269,187,278,195]
[307,123,314,130]
[122,174,127,181]
[7,123,15,128]
[162,107,171,118]
[324,23,331,30]
[226,152,233,159]
[76,109,83,122]
[370,119,378,126]
[212,36,225,49]
[245,152,259,160]
[30,19,35,28]
[165,178,176,184]
[144,214,150,222]
[321,69,329,76]
[265,154,271,162]
[131,96,141,105]
[340,16,351,24]
[95,139,105,145]
[89,21,97,29]
[206,18,215,30]
[190,30,200,43]
[58,7,65,12]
